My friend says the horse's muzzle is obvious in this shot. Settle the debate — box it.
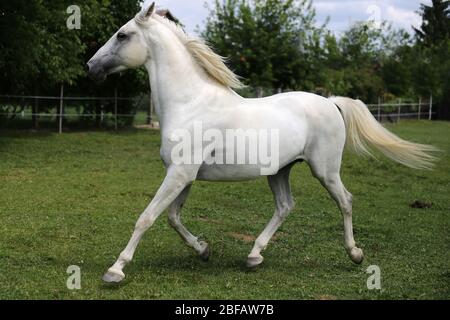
[86,59,107,83]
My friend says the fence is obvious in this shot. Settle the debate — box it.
[248,88,435,122]
[366,97,434,122]
[0,87,156,132]
[0,89,435,133]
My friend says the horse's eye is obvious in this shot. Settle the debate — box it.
[117,32,128,41]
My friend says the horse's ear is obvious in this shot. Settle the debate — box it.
[146,2,156,17]
[140,2,156,20]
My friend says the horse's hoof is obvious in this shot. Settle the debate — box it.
[199,241,210,262]
[102,268,125,283]
[349,247,364,264]
[247,255,264,268]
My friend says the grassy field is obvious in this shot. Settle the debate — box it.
[0,120,449,299]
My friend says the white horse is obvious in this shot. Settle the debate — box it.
[87,3,436,283]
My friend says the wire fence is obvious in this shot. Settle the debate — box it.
[0,88,435,133]
[246,88,435,122]
[0,86,156,132]
[366,96,435,122]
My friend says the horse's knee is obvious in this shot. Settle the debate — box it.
[341,203,352,216]
[167,213,180,228]
[284,193,295,211]
[323,175,340,187]
[167,216,176,228]
[273,199,292,221]
[275,190,294,213]
[341,192,353,215]
[135,215,156,231]
[345,190,353,205]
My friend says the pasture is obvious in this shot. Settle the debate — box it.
[0,120,448,299]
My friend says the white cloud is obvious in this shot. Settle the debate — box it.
[385,5,422,30]
[143,0,431,35]
[313,0,431,33]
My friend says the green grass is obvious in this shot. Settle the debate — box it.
[0,120,449,300]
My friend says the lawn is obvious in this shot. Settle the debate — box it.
[0,120,449,299]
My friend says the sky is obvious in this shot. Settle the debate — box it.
[143,0,432,35]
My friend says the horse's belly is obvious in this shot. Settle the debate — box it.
[196,164,266,181]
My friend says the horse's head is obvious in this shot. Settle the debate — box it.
[87,2,156,82]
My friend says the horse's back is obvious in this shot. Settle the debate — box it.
[242,91,347,162]
[243,91,345,138]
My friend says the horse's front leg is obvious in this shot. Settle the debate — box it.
[103,165,198,283]
[168,185,210,260]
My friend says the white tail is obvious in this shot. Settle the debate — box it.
[330,96,438,169]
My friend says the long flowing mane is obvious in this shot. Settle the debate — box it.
[137,13,244,89]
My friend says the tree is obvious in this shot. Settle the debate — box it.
[414,0,450,119]
[202,0,326,91]
[381,40,416,98]
[414,0,450,47]
[0,0,149,128]
[331,23,387,102]
[319,22,406,103]
[0,0,85,93]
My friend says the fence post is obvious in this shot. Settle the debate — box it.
[147,91,153,126]
[397,98,401,123]
[114,87,118,131]
[418,97,421,120]
[257,87,264,98]
[32,84,39,130]
[33,95,39,130]
[58,84,64,134]
[377,97,381,122]
[428,94,433,120]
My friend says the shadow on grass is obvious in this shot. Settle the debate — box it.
[97,249,364,283]
[0,129,54,139]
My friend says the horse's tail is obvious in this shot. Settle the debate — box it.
[329,96,438,169]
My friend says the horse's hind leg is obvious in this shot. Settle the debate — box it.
[168,185,210,261]
[247,164,295,268]
[308,148,364,264]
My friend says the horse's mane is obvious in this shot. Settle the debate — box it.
[136,13,244,89]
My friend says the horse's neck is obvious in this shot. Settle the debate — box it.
[144,29,227,128]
